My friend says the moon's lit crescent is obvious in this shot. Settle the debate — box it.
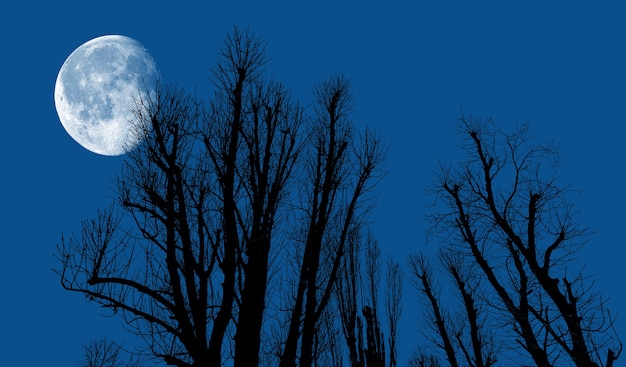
[54,35,158,156]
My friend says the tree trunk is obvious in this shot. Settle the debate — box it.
[234,236,271,367]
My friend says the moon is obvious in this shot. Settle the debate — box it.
[54,35,159,156]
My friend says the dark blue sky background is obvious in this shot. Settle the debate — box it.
[1,1,625,365]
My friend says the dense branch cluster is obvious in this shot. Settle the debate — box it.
[56,27,396,367]
[409,117,621,367]
[56,28,620,367]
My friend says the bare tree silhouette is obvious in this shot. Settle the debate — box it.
[411,116,622,367]
[81,339,142,367]
[56,27,385,367]
[335,231,403,367]
[55,26,621,367]
[278,74,387,367]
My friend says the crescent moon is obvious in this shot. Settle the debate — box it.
[54,35,159,156]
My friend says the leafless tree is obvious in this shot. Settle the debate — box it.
[56,27,385,367]
[408,352,442,367]
[385,255,403,367]
[413,116,621,367]
[81,339,142,367]
[361,236,385,367]
[278,74,386,367]
[337,228,364,367]
[409,251,497,367]
[201,27,305,367]
[409,254,460,367]
[57,80,215,366]
[335,231,403,367]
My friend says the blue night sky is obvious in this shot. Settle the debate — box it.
[1,1,625,365]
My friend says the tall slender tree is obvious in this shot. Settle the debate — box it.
[278,74,386,367]
[335,231,403,367]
